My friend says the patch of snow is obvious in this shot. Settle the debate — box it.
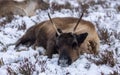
[100,65,113,74]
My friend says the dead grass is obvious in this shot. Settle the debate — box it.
[87,50,115,67]
[0,15,14,27]
[99,51,115,67]
[117,6,120,11]
[17,21,26,30]
[38,60,47,73]
[98,27,111,45]
[51,2,72,11]
[7,66,17,75]
[37,0,49,10]
[18,58,35,75]
[0,58,4,67]
[6,57,48,75]
[6,58,36,75]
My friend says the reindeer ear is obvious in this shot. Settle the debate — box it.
[76,32,88,45]
[56,28,63,37]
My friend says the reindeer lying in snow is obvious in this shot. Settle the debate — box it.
[15,13,100,67]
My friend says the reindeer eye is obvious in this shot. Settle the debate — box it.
[55,45,60,50]
[56,45,59,49]
[72,41,78,48]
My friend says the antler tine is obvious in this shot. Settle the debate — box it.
[48,13,60,35]
[73,12,84,33]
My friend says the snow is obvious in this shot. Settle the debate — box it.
[14,0,25,2]
[100,65,113,74]
[0,69,8,75]
[0,0,120,75]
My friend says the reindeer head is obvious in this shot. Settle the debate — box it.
[48,13,88,67]
[56,31,88,67]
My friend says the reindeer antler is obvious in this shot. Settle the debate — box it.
[48,13,60,35]
[73,12,84,33]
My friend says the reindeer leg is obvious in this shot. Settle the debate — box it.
[33,30,47,50]
[32,39,39,50]
[45,40,56,58]
[15,35,33,48]
[15,37,26,48]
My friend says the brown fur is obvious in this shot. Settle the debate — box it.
[15,17,100,66]
[0,0,49,17]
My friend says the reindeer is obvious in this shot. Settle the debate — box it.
[15,13,100,67]
[0,0,49,17]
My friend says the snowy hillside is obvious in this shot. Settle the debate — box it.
[0,0,120,75]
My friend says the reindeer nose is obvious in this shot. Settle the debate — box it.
[58,56,72,67]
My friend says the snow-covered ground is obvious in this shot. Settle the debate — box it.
[0,0,120,75]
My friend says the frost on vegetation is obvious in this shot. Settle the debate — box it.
[0,0,120,75]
